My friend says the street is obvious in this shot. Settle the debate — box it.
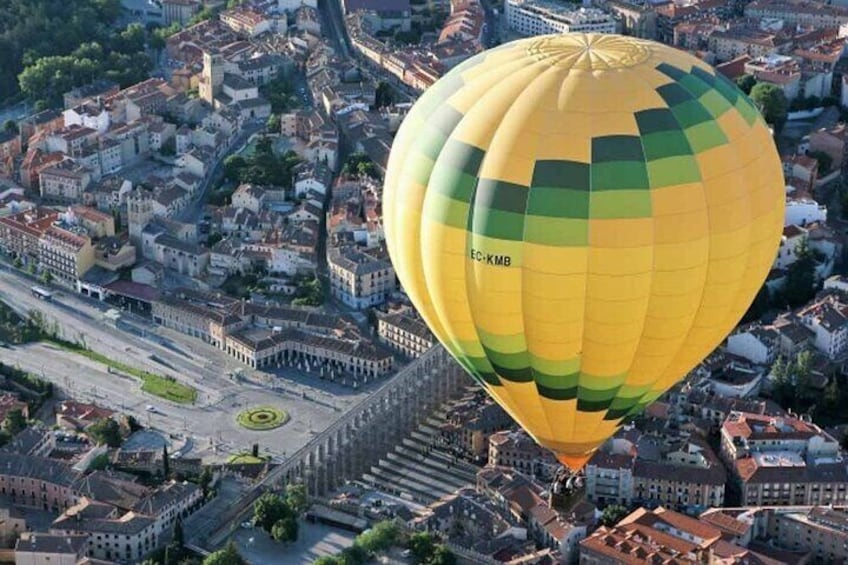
[0,265,378,462]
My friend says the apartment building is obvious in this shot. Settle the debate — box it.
[488,429,561,481]
[0,208,59,264]
[579,507,779,564]
[39,160,92,204]
[376,310,434,358]
[505,0,616,36]
[327,247,395,309]
[745,0,848,28]
[38,225,95,287]
[721,411,848,506]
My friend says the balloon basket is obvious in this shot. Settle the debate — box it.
[549,468,585,513]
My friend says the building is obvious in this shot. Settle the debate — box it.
[586,433,726,513]
[726,325,779,365]
[342,0,411,30]
[39,160,92,204]
[0,130,22,178]
[505,0,616,36]
[488,429,560,481]
[579,507,779,564]
[143,229,209,277]
[721,411,848,506]
[0,453,79,512]
[598,0,656,39]
[51,480,202,563]
[14,533,88,565]
[631,438,726,513]
[327,247,395,309]
[220,6,274,37]
[745,0,848,28]
[795,293,848,360]
[744,54,803,101]
[0,208,58,265]
[231,183,267,214]
[808,123,848,172]
[225,327,394,376]
[376,310,435,358]
[764,506,848,563]
[785,198,827,227]
[38,226,95,288]
[161,0,201,25]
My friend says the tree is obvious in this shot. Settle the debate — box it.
[313,558,341,565]
[770,356,791,405]
[3,120,17,134]
[271,515,298,543]
[160,137,177,156]
[735,74,756,95]
[202,541,246,565]
[600,504,629,527]
[207,232,224,247]
[163,444,170,477]
[374,81,394,108]
[285,483,308,516]
[429,545,457,565]
[253,492,292,533]
[809,150,833,174]
[342,152,379,179]
[261,74,296,114]
[782,237,817,307]
[190,7,217,25]
[87,417,122,447]
[339,543,368,564]
[841,430,848,452]
[267,113,281,132]
[0,0,123,101]
[793,350,814,405]
[357,520,400,553]
[750,82,789,131]
[408,531,437,562]
[2,409,26,435]
[742,285,770,323]
[292,277,323,306]
[199,466,213,497]
[173,517,185,549]
[223,155,247,181]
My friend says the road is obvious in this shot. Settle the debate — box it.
[178,120,266,224]
[0,265,378,462]
[318,0,351,59]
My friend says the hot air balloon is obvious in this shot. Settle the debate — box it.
[383,33,785,470]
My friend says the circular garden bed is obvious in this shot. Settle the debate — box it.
[236,406,289,431]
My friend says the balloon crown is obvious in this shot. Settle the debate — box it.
[526,33,653,70]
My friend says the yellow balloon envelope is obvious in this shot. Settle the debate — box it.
[383,33,785,469]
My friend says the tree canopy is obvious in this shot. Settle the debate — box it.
[342,153,380,179]
[782,237,817,308]
[600,504,629,527]
[735,74,756,95]
[749,82,789,130]
[202,542,247,565]
[87,417,122,447]
[17,22,154,108]
[223,139,301,187]
[2,409,26,436]
[0,0,122,102]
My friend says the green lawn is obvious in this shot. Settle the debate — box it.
[236,406,288,430]
[228,453,268,464]
[51,340,197,404]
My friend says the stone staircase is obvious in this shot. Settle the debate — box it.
[362,405,480,503]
